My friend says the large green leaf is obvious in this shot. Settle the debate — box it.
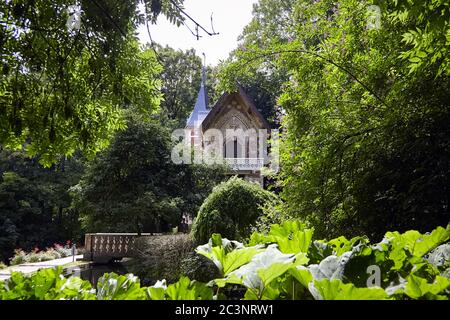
[404,275,450,299]
[289,267,314,288]
[249,221,314,254]
[146,280,167,300]
[31,268,61,299]
[96,273,145,300]
[384,225,450,258]
[308,252,353,281]
[54,275,95,300]
[196,234,264,276]
[310,279,388,300]
[165,277,213,300]
[223,244,307,299]
[327,236,369,256]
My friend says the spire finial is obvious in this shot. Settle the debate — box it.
[202,53,206,87]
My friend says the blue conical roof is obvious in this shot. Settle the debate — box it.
[186,67,210,128]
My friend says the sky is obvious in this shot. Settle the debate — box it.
[137,0,258,66]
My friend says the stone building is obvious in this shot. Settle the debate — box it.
[185,69,272,186]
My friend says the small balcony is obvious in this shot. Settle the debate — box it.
[224,158,265,171]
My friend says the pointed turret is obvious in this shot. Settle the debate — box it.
[186,55,210,128]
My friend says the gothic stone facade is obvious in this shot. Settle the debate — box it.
[186,85,271,186]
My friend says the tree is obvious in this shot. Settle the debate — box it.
[0,0,186,166]
[73,111,226,233]
[154,45,218,128]
[0,149,85,263]
[217,0,295,126]
[219,0,450,240]
[0,171,52,262]
[392,0,450,76]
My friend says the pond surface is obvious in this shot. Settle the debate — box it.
[66,261,130,288]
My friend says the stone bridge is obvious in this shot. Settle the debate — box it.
[83,233,162,263]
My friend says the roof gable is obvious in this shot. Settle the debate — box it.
[201,86,270,132]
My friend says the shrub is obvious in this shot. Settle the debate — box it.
[9,244,75,265]
[1,223,449,300]
[191,176,280,244]
[45,248,61,260]
[0,262,6,270]
[26,252,42,263]
[38,251,60,262]
[54,245,72,258]
[9,249,26,265]
[251,200,291,235]
[129,234,195,285]
[179,252,221,283]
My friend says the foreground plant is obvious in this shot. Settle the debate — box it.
[0,221,449,300]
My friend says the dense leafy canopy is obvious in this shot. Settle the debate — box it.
[155,45,218,128]
[0,0,185,166]
[73,112,225,233]
[0,149,84,263]
[219,0,450,240]
[0,0,449,302]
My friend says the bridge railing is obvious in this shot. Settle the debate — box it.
[84,233,162,263]
[225,158,265,171]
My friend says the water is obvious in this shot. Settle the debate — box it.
[67,262,130,288]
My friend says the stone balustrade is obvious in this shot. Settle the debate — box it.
[225,158,265,171]
[84,233,161,263]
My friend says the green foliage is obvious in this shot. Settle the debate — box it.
[0,267,212,300]
[204,221,450,300]
[217,0,293,126]
[0,149,84,263]
[1,222,449,300]
[165,276,213,300]
[9,245,73,266]
[311,279,387,300]
[250,200,288,235]
[97,273,146,300]
[73,113,225,233]
[248,220,313,254]
[191,176,280,244]
[219,0,450,240]
[154,45,218,128]
[391,0,450,76]
[129,234,194,284]
[384,226,450,258]
[0,267,95,300]
[196,234,265,277]
[0,1,187,166]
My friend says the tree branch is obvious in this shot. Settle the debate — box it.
[240,49,390,109]
[169,0,219,39]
